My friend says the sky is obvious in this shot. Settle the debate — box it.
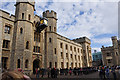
[0,0,119,53]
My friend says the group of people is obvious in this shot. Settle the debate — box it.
[34,67,98,78]
[99,66,120,80]
[35,67,58,78]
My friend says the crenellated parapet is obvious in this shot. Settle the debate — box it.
[43,10,57,20]
[101,46,114,52]
[111,36,117,40]
[73,37,91,44]
[0,9,15,21]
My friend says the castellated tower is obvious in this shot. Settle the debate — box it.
[43,10,58,68]
[111,36,119,65]
[10,0,35,73]
[111,36,118,49]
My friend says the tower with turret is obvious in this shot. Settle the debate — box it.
[43,10,58,68]
[10,0,35,74]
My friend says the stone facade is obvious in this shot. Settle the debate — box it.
[101,36,120,66]
[0,1,92,74]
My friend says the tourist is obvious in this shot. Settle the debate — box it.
[111,66,117,80]
[41,68,44,78]
[99,66,103,80]
[35,68,39,78]
[102,66,106,79]
[105,66,110,79]
[47,67,51,78]
[119,68,120,74]
[69,69,72,75]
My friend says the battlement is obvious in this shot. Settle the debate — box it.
[101,45,113,50]
[0,9,15,21]
[111,36,117,40]
[73,36,91,44]
[43,10,57,19]
[15,0,35,6]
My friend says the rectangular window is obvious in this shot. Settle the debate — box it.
[60,43,63,48]
[22,13,24,19]
[4,25,11,34]
[55,62,57,68]
[49,62,52,68]
[66,53,68,58]
[61,62,64,69]
[78,48,79,53]
[66,62,68,68]
[61,52,63,59]
[71,54,72,58]
[49,26,51,31]
[74,47,76,52]
[34,32,40,42]
[33,46,35,52]
[55,48,56,54]
[49,38,52,43]
[75,55,77,60]
[2,40,10,49]
[33,46,40,53]
[107,53,111,56]
[70,46,72,51]
[28,14,31,20]
[66,44,68,50]
[38,47,40,53]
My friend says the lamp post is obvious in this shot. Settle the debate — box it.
[36,17,48,33]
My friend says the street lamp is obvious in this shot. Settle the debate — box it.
[36,17,48,33]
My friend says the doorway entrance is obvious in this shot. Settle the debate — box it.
[33,59,40,74]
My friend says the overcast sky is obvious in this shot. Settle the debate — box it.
[0,0,119,53]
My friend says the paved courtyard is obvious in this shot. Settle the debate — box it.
[30,70,120,80]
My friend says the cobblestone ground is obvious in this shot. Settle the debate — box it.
[30,70,120,80]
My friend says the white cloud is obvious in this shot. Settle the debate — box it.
[0,0,118,51]
[92,47,101,53]
[92,37,112,45]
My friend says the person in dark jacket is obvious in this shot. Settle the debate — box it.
[47,67,51,78]
[111,66,117,80]
[99,66,103,80]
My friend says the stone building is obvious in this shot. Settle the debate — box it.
[0,1,92,74]
[101,36,120,66]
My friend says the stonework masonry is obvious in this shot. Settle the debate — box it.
[0,1,92,74]
[101,36,120,66]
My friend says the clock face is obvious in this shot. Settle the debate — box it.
[40,20,44,24]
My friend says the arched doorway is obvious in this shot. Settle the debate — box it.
[33,59,40,74]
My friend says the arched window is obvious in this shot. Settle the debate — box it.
[26,41,29,49]
[17,59,20,68]
[25,59,28,68]
[28,14,31,20]
[20,28,23,34]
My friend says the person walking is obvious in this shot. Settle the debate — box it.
[105,66,110,79]
[119,68,120,74]
[47,67,51,78]
[102,66,106,79]
[36,68,39,78]
[99,66,103,80]
[111,66,117,80]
